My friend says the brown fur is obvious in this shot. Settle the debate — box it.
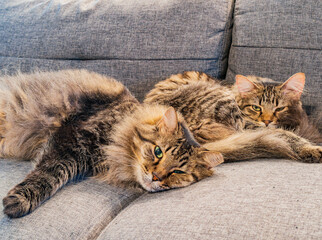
[1,70,222,218]
[233,74,321,143]
[145,71,243,143]
[145,71,322,162]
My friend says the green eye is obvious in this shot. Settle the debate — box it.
[154,146,163,159]
[173,170,185,174]
[275,106,286,112]
[252,105,261,112]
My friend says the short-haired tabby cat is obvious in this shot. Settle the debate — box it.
[145,71,322,162]
[1,70,223,218]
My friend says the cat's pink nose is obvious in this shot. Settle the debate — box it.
[263,120,272,126]
[152,172,161,181]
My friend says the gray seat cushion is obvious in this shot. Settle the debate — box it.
[226,0,322,122]
[0,0,234,101]
[97,160,322,240]
[0,159,142,240]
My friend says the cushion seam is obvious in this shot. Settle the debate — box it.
[93,192,149,240]
[84,191,145,240]
[0,55,220,61]
[232,45,321,51]
[216,0,235,79]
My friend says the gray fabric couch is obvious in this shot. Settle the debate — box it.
[0,0,321,239]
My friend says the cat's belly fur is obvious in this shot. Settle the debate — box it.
[40,101,136,177]
[0,69,138,163]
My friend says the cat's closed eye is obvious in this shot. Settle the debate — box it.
[275,106,286,112]
[172,170,185,174]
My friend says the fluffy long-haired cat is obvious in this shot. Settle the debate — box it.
[0,70,223,218]
[145,71,322,161]
[233,73,321,143]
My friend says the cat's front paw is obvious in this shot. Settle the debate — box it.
[299,145,322,163]
[3,191,31,218]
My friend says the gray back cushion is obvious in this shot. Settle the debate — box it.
[0,0,234,101]
[226,0,322,120]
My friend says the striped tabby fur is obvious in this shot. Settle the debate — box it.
[233,73,321,143]
[1,70,222,218]
[145,71,322,162]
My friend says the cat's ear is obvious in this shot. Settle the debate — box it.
[157,107,178,134]
[201,151,224,170]
[280,73,305,99]
[235,75,258,96]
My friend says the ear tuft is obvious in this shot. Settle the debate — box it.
[157,107,178,133]
[235,75,258,96]
[203,151,224,169]
[281,73,305,99]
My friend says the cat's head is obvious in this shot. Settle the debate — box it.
[107,105,223,192]
[233,73,305,129]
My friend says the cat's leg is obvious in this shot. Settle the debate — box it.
[203,129,321,163]
[282,130,322,163]
[2,154,90,218]
[0,137,5,158]
[0,111,7,158]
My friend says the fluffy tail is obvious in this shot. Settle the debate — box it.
[295,112,321,144]
[203,129,302,162]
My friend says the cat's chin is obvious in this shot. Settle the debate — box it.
[138,176,170,192]
[252,122,278,129]
[261,122,277,129]
[267,124,277,129]
[141,181,169,193]
[135,165,169,192]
